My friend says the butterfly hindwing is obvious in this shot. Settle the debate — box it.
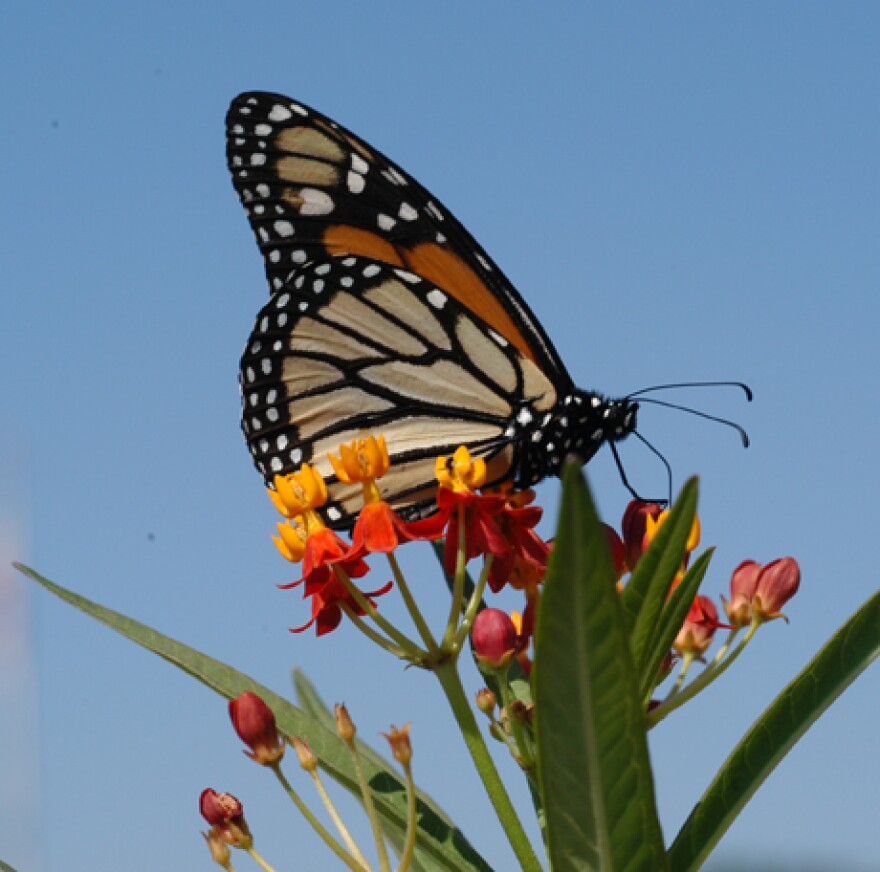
[240,255,558,524]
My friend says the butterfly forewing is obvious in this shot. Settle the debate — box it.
[226,91,571,383]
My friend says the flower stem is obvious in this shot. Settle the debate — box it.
[394,760,418,872]
[451,555,493,653]
[387,551,439,654]
[497,671,534,769]
[345,734,392,872]
[270,761,368,872]
[335,567,426,661]
[341,604,413,660]
[441,504,468,649]
[245,847,279,872]
[433,660,543,872]
[647,621,760,727]
[308,768,371,870]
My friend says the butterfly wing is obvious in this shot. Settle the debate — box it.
[226,91,573,389]
[240,255,559,524]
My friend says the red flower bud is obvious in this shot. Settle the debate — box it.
[621,500,663,571]
[199,789,252,848]
[674,595,721,656]
[754,557,800,621]
[472,608,519,669]
[229,692,285,765]
[723,559,763,626]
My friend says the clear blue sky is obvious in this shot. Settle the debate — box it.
[2,3,878,870]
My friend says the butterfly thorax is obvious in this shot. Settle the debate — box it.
[511,390,638,486]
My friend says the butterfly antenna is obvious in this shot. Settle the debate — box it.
[627,380,753,402]
[610,440,670,506]
[633,397,750,448]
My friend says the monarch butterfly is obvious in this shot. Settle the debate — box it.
[227,92,714,527]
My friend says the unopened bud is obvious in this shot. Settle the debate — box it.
[381,722,413,767]
[334,702,356,745]
[229,692,285,765]
[476,688,497,716]
[673,596,722,657]
[291,735,318,772]
[754,557,800,621]
[472,608,519,670]
[202,827,232,868]
[199,789,252,849]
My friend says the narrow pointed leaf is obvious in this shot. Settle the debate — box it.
[639,549,713,704]
[534,468,667,872]
[668,589,880,872]
[1,860,19,872]
[17,564,491,872]
[621,480,699,669]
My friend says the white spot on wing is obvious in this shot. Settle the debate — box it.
[298,188,334,215]
[398,202,418,222]
[268,104,293,122]
[427,289,446,309]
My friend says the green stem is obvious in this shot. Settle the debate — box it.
[245,847,278,872]
[346,737,391,872]
[309,768,372,870]
[270,762,367,872]
[335,567,426,661]
[442,504,468,648]
[433,660,543,872]
[387,551,439,653]
[648,620,760,727]
[394,761,418,872]
[341,603,413,660]
[451,555,493,653]
[497,670,534,768]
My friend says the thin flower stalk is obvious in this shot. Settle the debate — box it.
[338,603,413,660]
[442,502,469,650]
[305,764,372,872]
[343,732,392,872]
[648,619,761,727]
[393,748,418,872]
[451,555,494,654]
[269,761,368,872]
[385,550,439,654]
[245,847,279,872]
[497,676,534,770]
[333,566,426,661]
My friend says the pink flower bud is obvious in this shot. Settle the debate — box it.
[723,559,763,626]
[472,608,519,669]
[674,595,721,656]
[229,692,285,765]
[199,789,252,848]
[754,557,800,621]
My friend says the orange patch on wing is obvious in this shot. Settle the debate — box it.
[322,225,405,266]
[401,243,535,362]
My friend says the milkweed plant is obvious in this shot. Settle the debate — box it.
[13,435,880,872]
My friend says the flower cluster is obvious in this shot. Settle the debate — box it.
[266,438,550,647]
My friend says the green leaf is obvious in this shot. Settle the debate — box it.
[17,564,491,872]
[1,860,20,872]
[668,588,880,872]
[621,480,699,677]
[639,549,713,704]
[534,467,667,872]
